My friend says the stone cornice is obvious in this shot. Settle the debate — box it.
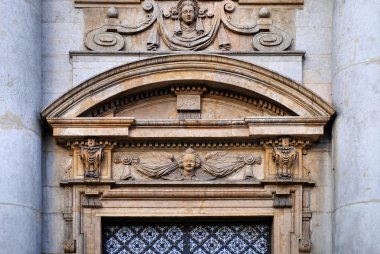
[74,0,303,8]
[69,50,306,58]
[41,54,335,119]
[47,117,135,137]
[47,116,327,140]
[245,116,329,137]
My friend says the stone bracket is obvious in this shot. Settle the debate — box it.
[82,195,103,208]
[273,194,292,208]
[64,239,76,253]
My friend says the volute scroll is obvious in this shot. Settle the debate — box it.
[84,0,292,52]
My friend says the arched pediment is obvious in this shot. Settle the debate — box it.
[42,54,334,118]
[42,54,334,140]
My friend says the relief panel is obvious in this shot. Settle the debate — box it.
[83,0,294,52]
[113,148,263,181]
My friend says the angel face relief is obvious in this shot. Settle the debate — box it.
[116,148,261,181]
[182,153,196,175]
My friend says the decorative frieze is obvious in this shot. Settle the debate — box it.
[115,148,262,181]
[85,0,292,51]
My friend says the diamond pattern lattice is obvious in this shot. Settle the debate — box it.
[103,222,271,254]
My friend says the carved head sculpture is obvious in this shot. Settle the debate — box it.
[178,0,198,25]
[179,148,201,177]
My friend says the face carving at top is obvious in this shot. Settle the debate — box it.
[180,3,196,25]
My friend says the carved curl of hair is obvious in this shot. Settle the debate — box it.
[178,148,201,168]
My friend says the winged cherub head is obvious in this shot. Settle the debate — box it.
[179,148,201,177]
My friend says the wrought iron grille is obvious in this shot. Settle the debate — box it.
[103,220,271,254]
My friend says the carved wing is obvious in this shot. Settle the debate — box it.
[132,152,178,178]
[201,151,246,177]
[272,148,283,167]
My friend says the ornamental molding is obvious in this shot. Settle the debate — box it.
[84,0,292,52]
[75,0,304,8]
[41,54,335,119]
[114,148,262,181]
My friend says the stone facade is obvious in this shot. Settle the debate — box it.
[0,1,379,254]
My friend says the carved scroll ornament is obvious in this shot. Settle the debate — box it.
[115,148,261,181]
[85,0,292,51]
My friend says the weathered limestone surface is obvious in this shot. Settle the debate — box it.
[332,0,380,253]
[295,0,333,103]
[42,0,84,108]
[41,0,83,253]
[39,0,338,253]
[71,52,304,85]
[0,1,42,253]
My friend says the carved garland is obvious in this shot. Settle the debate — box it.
[85,0,292,51]
[115,148,262,181]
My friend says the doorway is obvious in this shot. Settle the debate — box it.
[102,218,272,254]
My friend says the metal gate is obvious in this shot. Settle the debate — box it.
[103,220,271,254]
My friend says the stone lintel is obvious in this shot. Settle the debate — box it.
[48,117,328,139]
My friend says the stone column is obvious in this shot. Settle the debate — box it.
[332,0,380,253]
[0,1,42,253]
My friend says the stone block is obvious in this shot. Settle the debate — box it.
[295,27,332,54]
[335,203,380,254]
[310,212,333,254]
[43,186,65,213]
[42,212,66,254]
[0,130,41,210]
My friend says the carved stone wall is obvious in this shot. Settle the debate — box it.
[83,0,294,52]
[39,1,339,254]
